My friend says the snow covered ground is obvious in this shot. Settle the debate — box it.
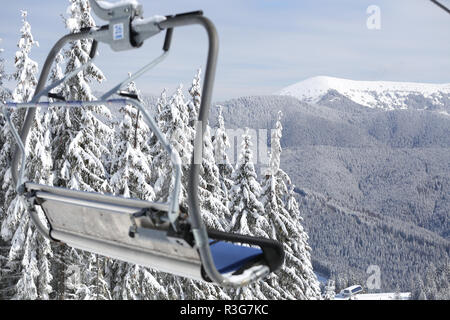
[277,76,450,110]
[334,292,411,300]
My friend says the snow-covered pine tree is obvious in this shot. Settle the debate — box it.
[227,129,275,299]
[258,111,295,299]
[0,10,37,282]
[50,0,113,300]
[11,11,39,103]
[0,38,9,102]
[0,11,54,300]
[0,37,10,300]
[47,52,64,118]
[180,71,232,300]
[53,0,111,193]
[0,37,7,157]
[323,280,336,300]
[0,9,39,225]
[148,88,167,193]
[228,128,270,238]
[334,274,348,293]
[110,78,155,201]
[188,68,201,129]
[45,44,69,303]
[150,84,193,204]
[212,105,234,214]
[49,53,64,90]
[187,69,229,230]
[52,0,111,192]
[197,124,230,230]
[148,92,193,310]
[283,183,322,299]
[260,111,321,300]
[47,50,64,166]
[394,285,402,300]
[13,105,54,300]
[0,10,39,214]
[412,276,427,300]
[147,85,196,300]
[0,38,8,213]
[424,264,438,300]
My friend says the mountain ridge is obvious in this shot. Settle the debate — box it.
[277,76,450,111]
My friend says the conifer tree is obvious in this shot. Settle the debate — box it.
[0,38,9,102]
[110,78,154,201]
[50,0,112,300]
[148,88,168,194]
[54,0,111,192]
[0,38,8,299]
[212,105,234,205]
[228,129,270,238]
[227,129,277,299]
[0,10,38,215]
[187,70,230,230]
[181,71,232,299]
[148,85,200,300]
[11,11,39,103]
[13,107,54,300]
[260,111,321,300]
[188,68,201,129]
[0,11,54,300]
[323,280,336,300]
[0,38,10,235]
[282,184,321,299]
[412,276,427,300]
[197,125,230,230]
[150,84,193,203]
[0,9,37,266]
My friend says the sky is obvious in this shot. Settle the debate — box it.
[0,0,450,101]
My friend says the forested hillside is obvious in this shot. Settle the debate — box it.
[214,92,449,293]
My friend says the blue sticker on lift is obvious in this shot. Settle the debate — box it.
[113,23,124,41]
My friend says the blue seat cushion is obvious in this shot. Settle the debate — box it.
[209,241,263,274]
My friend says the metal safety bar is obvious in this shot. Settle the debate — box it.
[5,97,182,231]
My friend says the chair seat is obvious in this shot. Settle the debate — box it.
[210,241,263,274]
[25,182,205,280]
[24,182,284,283]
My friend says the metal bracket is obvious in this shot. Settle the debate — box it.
[90,0,143,20]
[89,0,144,51]
[129,208,192,248]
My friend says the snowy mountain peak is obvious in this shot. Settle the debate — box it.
[277,76,450,110]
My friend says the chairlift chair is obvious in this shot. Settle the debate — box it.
[1,0,284,288]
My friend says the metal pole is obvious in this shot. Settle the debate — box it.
[430,0,450,15]
[159,14,228,286]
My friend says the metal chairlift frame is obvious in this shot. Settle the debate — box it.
[1,0,284,288]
